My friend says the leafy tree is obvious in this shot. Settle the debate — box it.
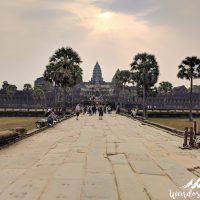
[118,70,132,87]
[33,87,45,107]
[113,69,131,106]
[158,81,173,107]
[118,70,132,106]
[3,84,17,105]
[1,81,17,93]
[8,84,17,90]
[148,86,158,97]
[23,83,33,92]
[113,70,132,88]
[158,81,173,95]
[7,84,17,96]
[158,81,173,108]
[136,85,158,98]
[23,84,33,106]
[44,47,82,114]
[177,56,200,121]
[130,53,159,118]
[1,81,9,91]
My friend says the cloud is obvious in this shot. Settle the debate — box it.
[0,0,200,89]
[92,0,200,35]
[92,0,155,15]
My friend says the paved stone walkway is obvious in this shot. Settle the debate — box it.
[0,114,200,200]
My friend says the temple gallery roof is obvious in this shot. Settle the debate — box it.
[90,62,104,84]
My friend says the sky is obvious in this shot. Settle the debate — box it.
[0,0,200,89]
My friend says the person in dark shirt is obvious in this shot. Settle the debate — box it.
[98,104,104,120]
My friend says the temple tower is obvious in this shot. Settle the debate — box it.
[90,62,104,84]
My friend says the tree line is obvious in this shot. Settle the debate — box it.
[112,53,200,121]
[1,47,200,120]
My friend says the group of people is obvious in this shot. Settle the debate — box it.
[45,108,58,126]
[44,104,113,125]
[75,104,112,120]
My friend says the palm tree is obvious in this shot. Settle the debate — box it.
[177,56,200,121]
[130,53,159,118]
[44,47,82,115]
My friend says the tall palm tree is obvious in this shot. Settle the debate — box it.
[44,47,82,115]
[177,56,200,121]
[130,53,159,118]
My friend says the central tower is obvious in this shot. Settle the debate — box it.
[90,62,104,84]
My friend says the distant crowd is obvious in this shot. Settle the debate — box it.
[75,104,113,120]
[44,104,117,127]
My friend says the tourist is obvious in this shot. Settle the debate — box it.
[88,105,93,116]
[83,106,87,115]
[47,111,54,126]
[45,108,52,117]
[98,104,104,120]
[92,105,97,115]
[107,105,112,114]
[75,104,81,120]
[51,109,58,123]
[131,108,137,118]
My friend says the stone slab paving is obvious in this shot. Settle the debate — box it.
[0,114,200,200]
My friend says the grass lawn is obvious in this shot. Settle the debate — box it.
[0,117,41,131]
[149,118,200,131]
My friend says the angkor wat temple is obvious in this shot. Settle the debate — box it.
[0,62,200,109]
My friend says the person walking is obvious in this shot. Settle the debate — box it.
[83,106,87,115]
[107,105,112,114]
[98,104,104,120]
[89,105,93,116]
[92,105,97,115]
[75,104,81,120]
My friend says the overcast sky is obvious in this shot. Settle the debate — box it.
[0,0,200,89]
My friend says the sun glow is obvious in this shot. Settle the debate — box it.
[99,11,113,19]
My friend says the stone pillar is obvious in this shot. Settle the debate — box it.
[183,127,188,147]
[189,127,194,147]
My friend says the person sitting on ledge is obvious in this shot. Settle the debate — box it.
[47,111,54,126]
